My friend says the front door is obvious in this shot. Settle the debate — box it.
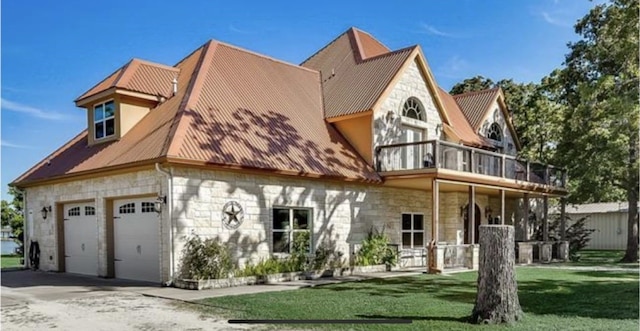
[402,125,423,169]
[463,204,482,244]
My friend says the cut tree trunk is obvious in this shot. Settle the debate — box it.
[471,225,523,324]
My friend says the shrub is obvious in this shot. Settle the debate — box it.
[178,235,234,280]
[355,227,397,267]
[532,215,595,259]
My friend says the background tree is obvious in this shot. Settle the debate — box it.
[1,187,25,245]
[555,0,639,262]
[449,75,494,95]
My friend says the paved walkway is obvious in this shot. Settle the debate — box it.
[1,268,427,305]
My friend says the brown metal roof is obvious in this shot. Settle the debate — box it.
[13,46,204,184]
[452,87,500,130]
[437,87,492,148]
[13,39,380,185]
[75,58,180,103]
[168,41,379,181]
[302,27,416,119]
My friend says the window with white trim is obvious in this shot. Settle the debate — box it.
[94,100,115,140]
[68,207,81,217]
[402,97,426,121]
[272,207,312,254]
[487,122,502,142]
[401,213,424,249]
[141,202,155,213]
[118,203,135,214]
[85,206,95,216]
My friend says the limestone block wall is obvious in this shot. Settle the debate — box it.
[170,167,435,268]
[23,169,167,277]
[478,100,517,156]
[373,60,444,148]
[439,192,490,243]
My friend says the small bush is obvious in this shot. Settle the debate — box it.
[355,227,397,267]
[178,235,234,280]
[533,215,595,259]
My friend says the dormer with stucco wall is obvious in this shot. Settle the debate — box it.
[74,59,179,146]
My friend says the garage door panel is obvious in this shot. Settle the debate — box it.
[63,203,98,276]
[114,199,160,283]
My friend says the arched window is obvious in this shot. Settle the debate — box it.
[402,97,426,121]
[487,123,502,142]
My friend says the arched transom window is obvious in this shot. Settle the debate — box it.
[487,123,502,141]
[402,97,426,121]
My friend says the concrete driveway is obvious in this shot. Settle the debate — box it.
[1,270,249,331]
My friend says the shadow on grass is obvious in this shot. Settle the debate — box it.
[313,271,639,320]
[312,276,476,299]
[356,314,471,323]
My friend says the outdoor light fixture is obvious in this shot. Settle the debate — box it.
[41,206,52,219]
[154,195,167,214]
[485,206,493,217]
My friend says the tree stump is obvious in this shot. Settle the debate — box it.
[471,225,522,324]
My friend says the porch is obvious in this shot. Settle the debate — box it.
[375,139,570,273]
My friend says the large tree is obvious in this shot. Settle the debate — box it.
[556,0,639,261]
[1,187,25,245]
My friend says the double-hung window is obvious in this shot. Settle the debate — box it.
[401,213,424,249]
[94,100,115,140]
[272,207,312,254]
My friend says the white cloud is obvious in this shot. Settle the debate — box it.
[0,140,32,149]
[418,22,456,38]
[1,98,68,120]
[541,11,571,27]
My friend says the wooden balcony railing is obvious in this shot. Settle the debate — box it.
[374,140,567,188]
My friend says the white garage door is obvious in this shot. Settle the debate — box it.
[64,203,98,276]
[114,198,160,283]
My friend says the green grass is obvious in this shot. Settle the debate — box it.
[563,250,639,268]
[1,255,23,269]
[192,267,639,331]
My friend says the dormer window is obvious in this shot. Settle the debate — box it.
[487,122,502,142]
[402,97,426,121]
[94,100,115,140]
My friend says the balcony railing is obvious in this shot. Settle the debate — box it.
[375,140,567,188]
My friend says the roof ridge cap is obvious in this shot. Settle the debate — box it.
[215,40,319,75]
[452,86,499,98]
[131,58,180,72]
[163,41,217,157]
[300,27,353,66]
[115,59,141,87]
[360,45,416,62]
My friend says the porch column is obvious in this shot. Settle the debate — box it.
[523,193,530,241]
[560,197,566,240]
[468,185,476,244]
[543,196,549,242]
[500,190,506,225]
[429,179,441,273]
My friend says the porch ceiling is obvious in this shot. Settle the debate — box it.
[382,176,558,198]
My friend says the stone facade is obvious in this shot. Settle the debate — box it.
[373,59,443,148]
[478,100,517,156]
[170,167,434,269]
[23,169,168,277]
[24,166,523,282]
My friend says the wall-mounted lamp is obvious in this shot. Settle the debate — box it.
[154,195,167,214]
[41,206,52,219]
[484,206,493,218]
[385,110,397,124]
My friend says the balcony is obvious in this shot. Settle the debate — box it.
[375,140,566,189]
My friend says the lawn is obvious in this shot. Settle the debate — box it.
[1,255,23,269]
[192,267,639,331]
[567,250,638,268]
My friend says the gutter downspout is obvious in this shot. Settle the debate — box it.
[155,163,174,285]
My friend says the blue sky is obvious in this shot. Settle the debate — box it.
[1,0,601,200]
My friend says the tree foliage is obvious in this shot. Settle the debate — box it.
[1,187,24,245]
[555,0,639,261]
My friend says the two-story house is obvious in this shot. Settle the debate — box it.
[11,28,567,284]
